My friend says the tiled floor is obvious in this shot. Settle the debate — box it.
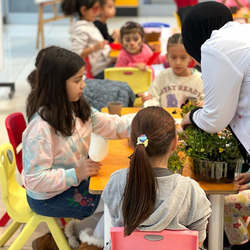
[0,16,176,249]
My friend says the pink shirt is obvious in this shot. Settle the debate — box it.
[115,43,153,68]
[217,0,249,8]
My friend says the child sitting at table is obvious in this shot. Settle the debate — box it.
[94,0,119,43]
[25,47,132,250]
[102,106,212,249]
[61,0,113,79]
[140,33,204,108]
[115,21,162,71]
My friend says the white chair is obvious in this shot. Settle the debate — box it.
[34,0,73,49]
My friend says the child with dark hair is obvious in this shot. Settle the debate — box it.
[102,106,211,248]
[93,0,119,43]
[115,21,153,71]
[27,46,60,89]
[23,47,132,250]
[61,0,113,79]
[140,33,204,108]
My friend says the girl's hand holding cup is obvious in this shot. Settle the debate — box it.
[75,158,102,182]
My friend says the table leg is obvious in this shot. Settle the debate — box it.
[208,194,224,250]
[104,204,112,246]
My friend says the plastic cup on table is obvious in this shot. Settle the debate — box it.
[89,133,109,162]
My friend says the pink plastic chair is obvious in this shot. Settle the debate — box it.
[110,227,198,250]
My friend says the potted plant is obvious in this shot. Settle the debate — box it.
[179,100,242,183]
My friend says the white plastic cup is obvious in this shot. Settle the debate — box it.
[89,133,109,162]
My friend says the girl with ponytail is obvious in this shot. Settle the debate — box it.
[102,106,211,249]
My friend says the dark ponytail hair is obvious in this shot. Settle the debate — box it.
[122,107,176,236]
[27,46,60,90]
[61,0,99,17]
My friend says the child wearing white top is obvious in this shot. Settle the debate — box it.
[141,33,204,108]
[61,0,113,79]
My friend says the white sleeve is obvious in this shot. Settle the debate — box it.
[91,108,131,139]
[193,45,243,133]
[71,28,89,56]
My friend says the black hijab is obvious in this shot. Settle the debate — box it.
[182,1,233,63]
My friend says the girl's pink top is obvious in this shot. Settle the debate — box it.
[115,44,153,67]
[217,0,249,8]
[115,44,167,67]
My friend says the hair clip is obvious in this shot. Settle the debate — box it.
[137,134,148,148]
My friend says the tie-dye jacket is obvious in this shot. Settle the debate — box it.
[22,108,131,200]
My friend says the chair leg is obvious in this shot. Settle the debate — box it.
[45,217,71,250]
[0,221,21,246]
[0,212,10,227]
[8,215,40,250]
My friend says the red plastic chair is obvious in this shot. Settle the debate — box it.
[1,112,66,227]
[110,227,198,250]
[5,112,26,174]
[84,57,94,79]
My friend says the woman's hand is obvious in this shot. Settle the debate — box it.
[181,111,192,129]
[196,100,204,107]
[138,92,152,103]
[75,158,102,182]
[236,172,250,191]
[94,40,108,51]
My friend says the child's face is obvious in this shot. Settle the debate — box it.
[66,66,86,102]
[167,44,191,77]
[122,32,143,55]
[81,2,100,22]
[101,0,116,19]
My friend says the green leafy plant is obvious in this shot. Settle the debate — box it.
[168,144,186,173]
[179,102,242,162]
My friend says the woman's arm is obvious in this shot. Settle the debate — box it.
[190,45,243,133]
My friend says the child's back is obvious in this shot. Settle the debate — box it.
[102,107,211,248]
[103,167,210,237]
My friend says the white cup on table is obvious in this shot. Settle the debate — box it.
[89,133,109,162]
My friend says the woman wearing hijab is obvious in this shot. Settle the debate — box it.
[181,2,250,250]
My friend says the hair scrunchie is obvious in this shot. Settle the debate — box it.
[137,134,148,148]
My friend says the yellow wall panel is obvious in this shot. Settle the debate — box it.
[115,0,138,7]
